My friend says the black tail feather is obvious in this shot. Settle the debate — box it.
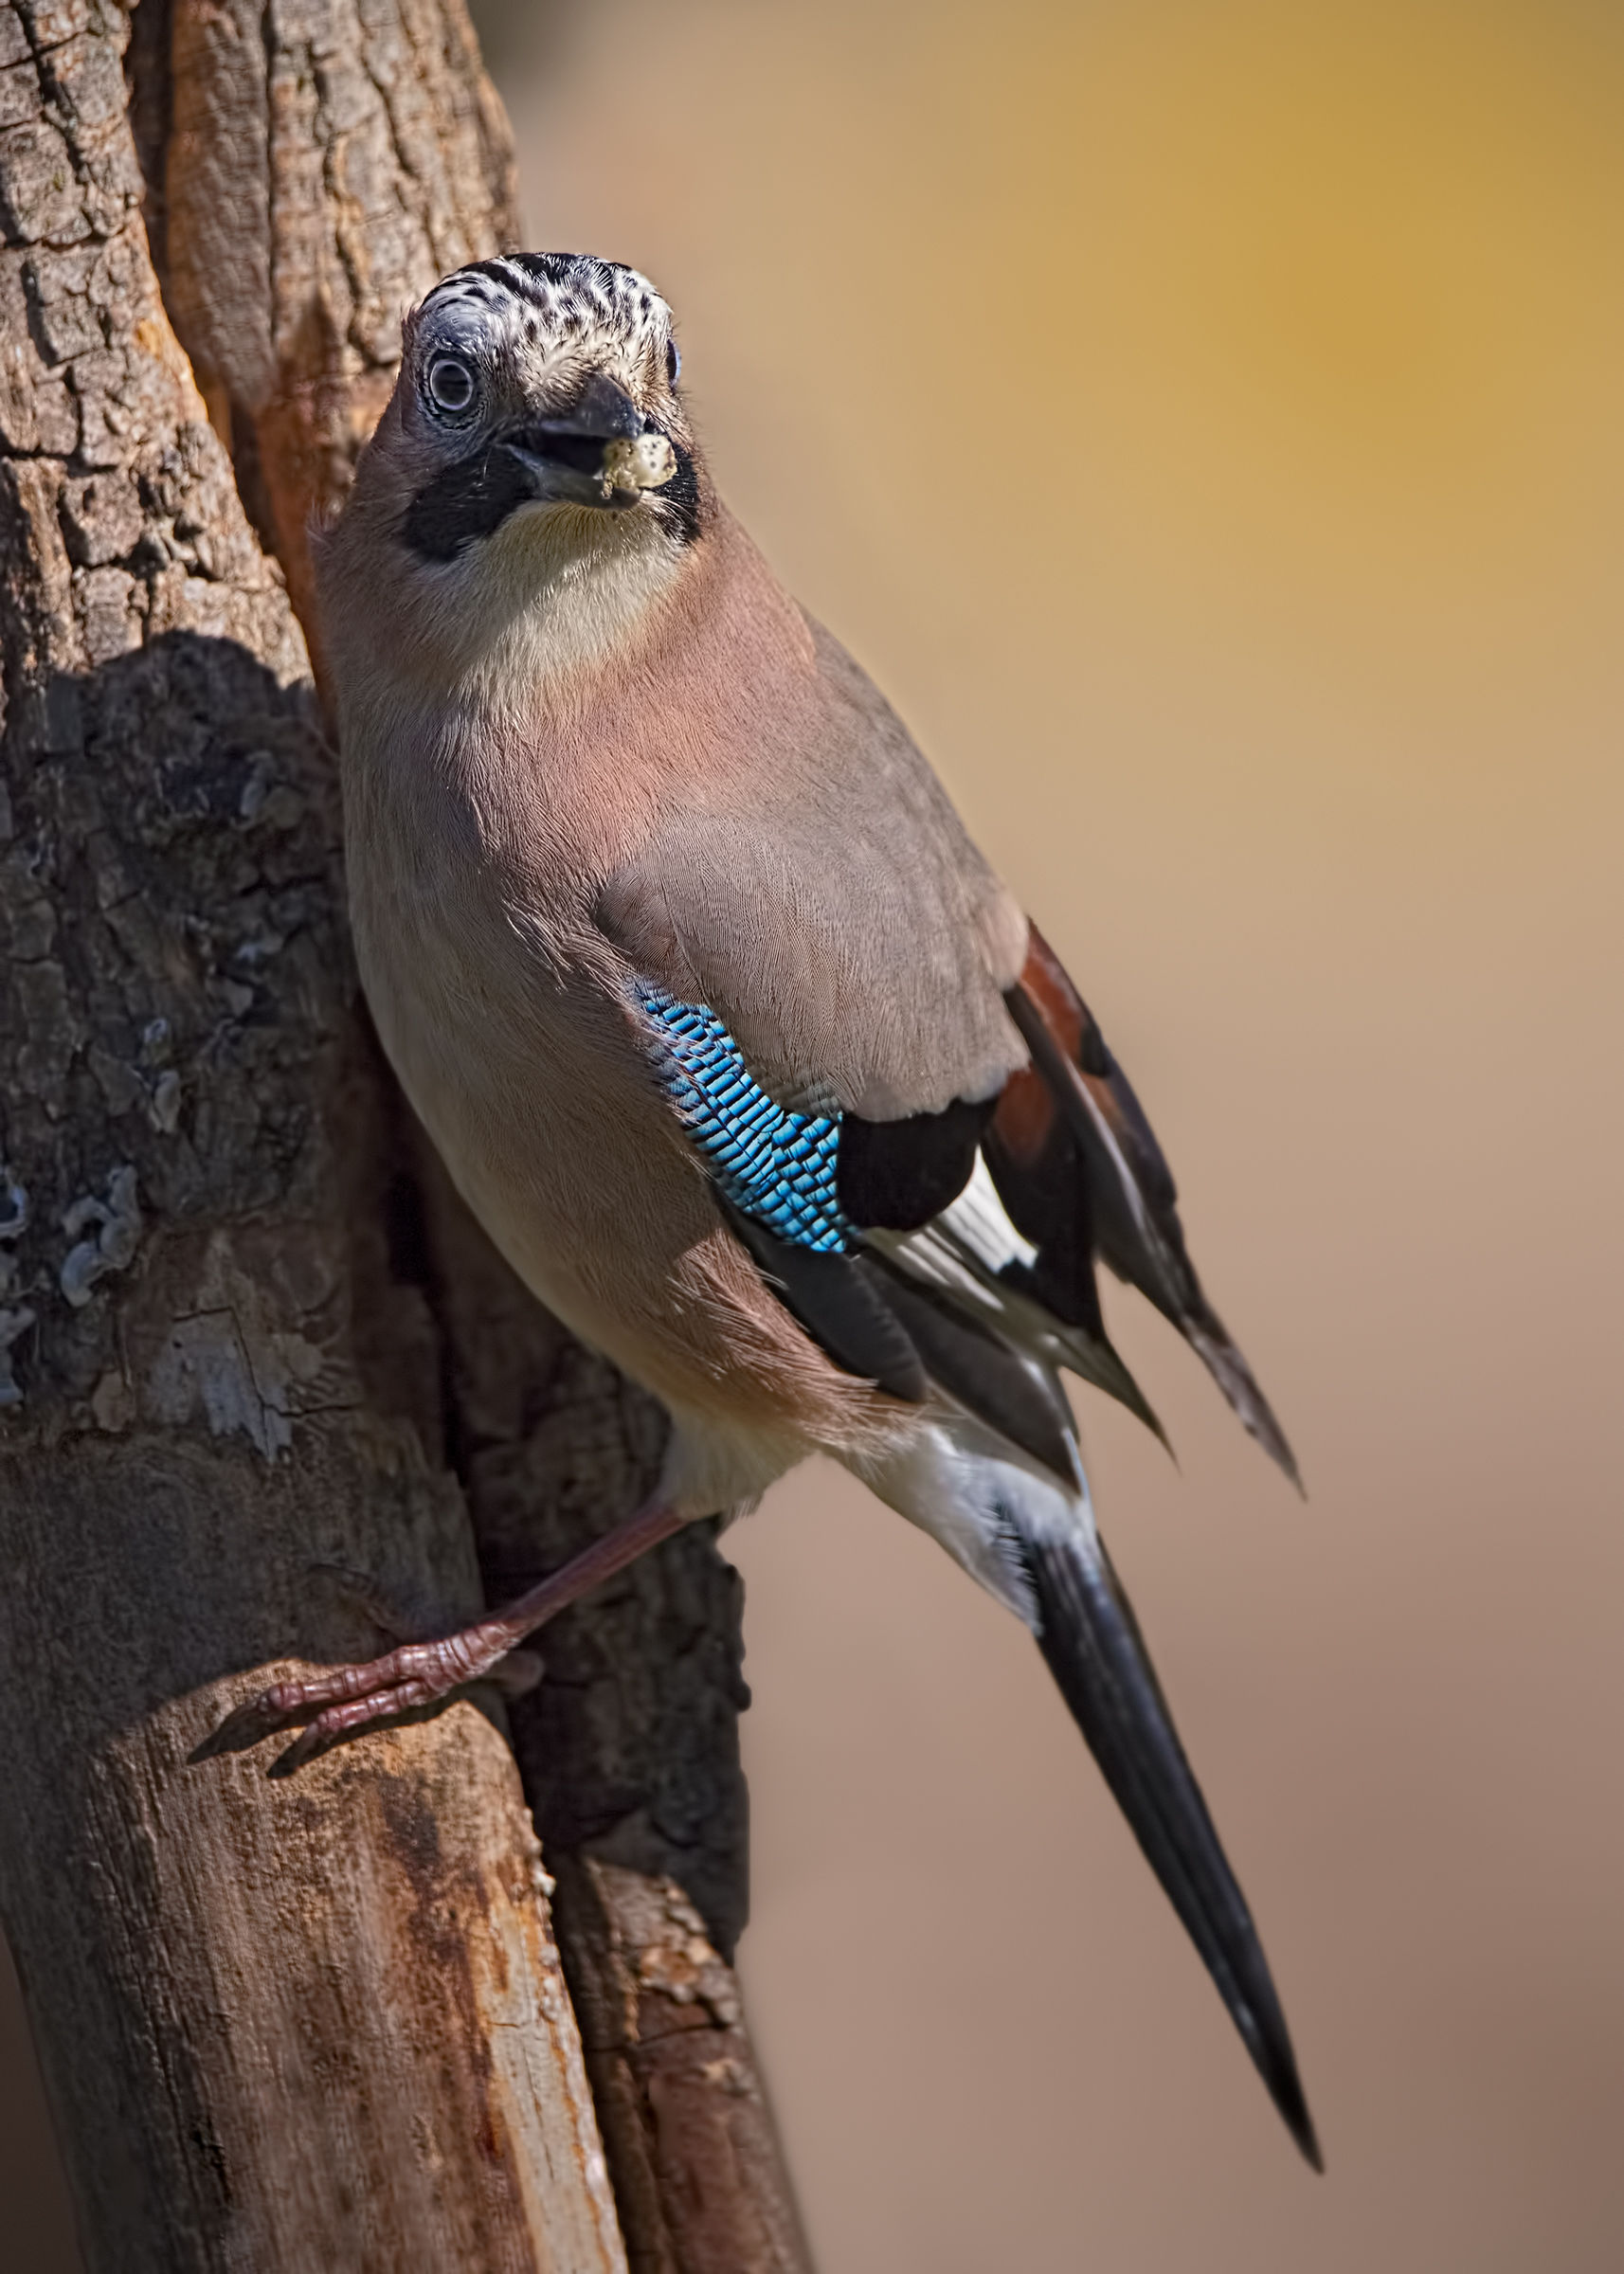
[1021,1523,1322,2169]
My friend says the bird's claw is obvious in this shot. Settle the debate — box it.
[190,1632,540,1775]
[189,1678,316,1763]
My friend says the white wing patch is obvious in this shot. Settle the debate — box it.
[939,1150,1038,1274]
[871,1149,1037,1313]
[870,1148,1162,1435]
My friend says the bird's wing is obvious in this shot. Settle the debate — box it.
[990,925,1301,1485]
[596,618,1031,1121]
[598,619,1294,1479]
[617,948,1317,2163]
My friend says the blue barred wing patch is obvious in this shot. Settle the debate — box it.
[636,983,852,1254]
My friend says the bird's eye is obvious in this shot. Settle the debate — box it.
[666,338,681,386]
[425,353,478,417]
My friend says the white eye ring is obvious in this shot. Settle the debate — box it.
[666,338,680,385]
[426,353,478,416]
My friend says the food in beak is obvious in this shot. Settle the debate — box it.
[603,433,677,495]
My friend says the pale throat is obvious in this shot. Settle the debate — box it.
[458,505,688,702]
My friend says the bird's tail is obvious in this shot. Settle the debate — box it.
[1020,1512,1321,2169]
[856,1421,1320,2168]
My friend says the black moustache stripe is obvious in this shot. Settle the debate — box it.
[657,443,701,546]
[403,446,533,562]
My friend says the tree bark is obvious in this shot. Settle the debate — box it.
[149,0,518,672]
[0,1,621,2265]
[552,1857,815,2274]
[0,0,808,2265]
[413,1146,812,2271]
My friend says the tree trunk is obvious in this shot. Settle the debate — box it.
[414,1144,813,2271]
[0,1,621,2265]
[0,0,805,2265]
[553,1857,815,2274]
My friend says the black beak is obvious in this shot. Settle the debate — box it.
[501,373,654,510]
[531,370,645,442]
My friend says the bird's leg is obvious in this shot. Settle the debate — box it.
[195,1494,687,1777]
[301,1561,548,1700]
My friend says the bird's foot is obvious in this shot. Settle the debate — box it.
[194,1491,686,1777]
[192,1621,542,1777]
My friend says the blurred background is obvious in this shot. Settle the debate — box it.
[6,1,1621,2265]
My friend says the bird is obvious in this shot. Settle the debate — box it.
[206,250,1320,2167]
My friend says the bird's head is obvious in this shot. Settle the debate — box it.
[320,252,705,682]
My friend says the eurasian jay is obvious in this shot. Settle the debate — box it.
[208,253,1319,2165]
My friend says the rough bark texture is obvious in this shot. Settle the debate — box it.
[0,2,623,2265]
[1,0,807,2265]
[153,0,517,659]
[553,1858,814,2274]
[126,1,798,2253]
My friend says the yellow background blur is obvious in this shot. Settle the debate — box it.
[6,3,1621,2265]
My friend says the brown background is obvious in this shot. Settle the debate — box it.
[6,1,1622,2266]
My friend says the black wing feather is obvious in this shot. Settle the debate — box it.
[724,1207,928,1401]
[858,1253,1081,1488]
[836,1095,996,1230]
[1001,926,1302,1488]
